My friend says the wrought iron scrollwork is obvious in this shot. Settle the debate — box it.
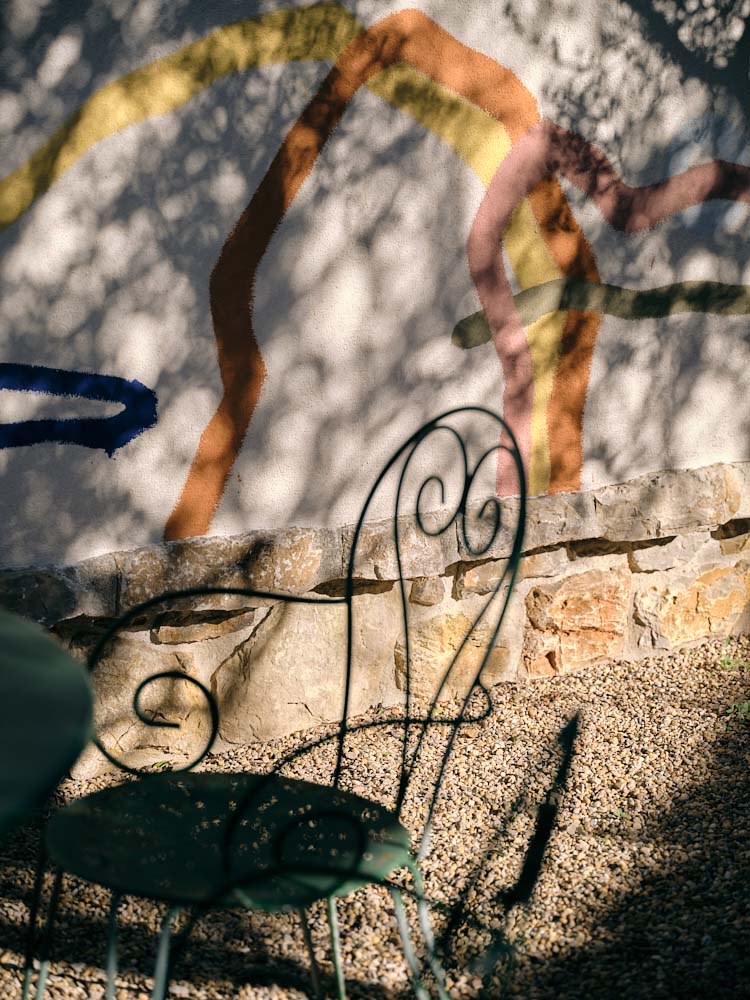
[82,407,532,993]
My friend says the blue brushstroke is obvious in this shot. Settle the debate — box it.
[0,364,157,456]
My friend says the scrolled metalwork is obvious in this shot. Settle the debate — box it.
[86,586,344,775]
[50,406,541,1000]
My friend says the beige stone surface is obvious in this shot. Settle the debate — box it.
[394,605,514,702]
[523,567,632,676]
[453,560,505,598]
[116,527,342,614]
[523,492,598,551]
[211,588,402,743]
[0,553,118,626]
[593,465,741,542]
[634,560,750,648]
[409,576,445,606]
[521,547,571,579]
[455,496,525,561]
[718,530,750,556]
[627,531,717,573]
[344,510,459,581]
[68,633,216,779]
[151,609,259,644]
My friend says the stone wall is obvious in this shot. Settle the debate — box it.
[3,460,750,775]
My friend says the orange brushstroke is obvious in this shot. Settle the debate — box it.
[164,9,599,539]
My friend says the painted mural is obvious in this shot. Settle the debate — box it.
[1,1,750,567]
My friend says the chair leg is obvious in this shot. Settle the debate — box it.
[389,887,431,1000]
[150,905,181,1000]
[21,845,47,1000]
[105,892,121,1000]
[408,861,450,1000]
[33,868,64,1000]
[298,907,322,998]
[167,905,201,980]
[326,897,346,1000]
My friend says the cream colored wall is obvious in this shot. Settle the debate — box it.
[1,0,749,568]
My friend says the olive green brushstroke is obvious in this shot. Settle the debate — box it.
[452,278,750,349]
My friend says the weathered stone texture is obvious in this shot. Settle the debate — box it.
[634,561,750,649]
[521,547,570,579]
[456,497,524,561]
[523,492,598,551]
[68,633,216,778]
[720,534,750,556]
[593,465,741,542]
[0,552,118,626]
[344,511,458,581]
[6,460,750,770]
[409,576,445,606]
[116,528,342,614]
[394,609,513,702]
[453,561,504,599]
[212,589,401,744]
[151,609,259,644]
[523,568,632,676]
[627,532,718,573]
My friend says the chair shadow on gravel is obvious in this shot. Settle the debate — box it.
[499,703,750,1000]
[7,697,750,998]
[1,718,582,1000]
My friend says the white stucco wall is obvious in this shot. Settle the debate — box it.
[1,0,749,568]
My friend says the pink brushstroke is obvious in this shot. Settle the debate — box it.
[468,119,750,495]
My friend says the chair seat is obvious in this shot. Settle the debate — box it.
[45,771,411,911]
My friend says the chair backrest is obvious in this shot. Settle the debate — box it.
[86,407,525,857]
[339,406,525,853]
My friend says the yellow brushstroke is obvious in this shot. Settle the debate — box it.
[1,0,566,492]
[369,64,562,492]
[0,2,360,231]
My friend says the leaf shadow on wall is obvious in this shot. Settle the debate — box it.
[511,0,750,494]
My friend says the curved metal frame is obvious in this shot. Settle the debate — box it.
[32,407,527,999]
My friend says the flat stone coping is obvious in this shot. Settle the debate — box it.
[1,460,748,628]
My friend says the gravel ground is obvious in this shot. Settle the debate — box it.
[2,635,750,999]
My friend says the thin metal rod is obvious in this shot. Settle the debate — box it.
[33,868,64,1000]
[326,897,346,1000]
[21,844,47,1000]
[299,907,322,998]
[408,860,450,1000]
[105,892,121,1000]
[168,906,201,979]
[389,886,431,1000]
[150,905,181,1000]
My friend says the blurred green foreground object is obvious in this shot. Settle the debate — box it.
[0,608,92,840]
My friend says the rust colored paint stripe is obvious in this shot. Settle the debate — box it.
[469,120,750,497]
[468,124,599,496]
[164,9,598,539]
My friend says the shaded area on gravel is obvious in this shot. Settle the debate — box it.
[1,636,750,998]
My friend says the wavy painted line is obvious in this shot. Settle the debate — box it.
[0,2,360,231]
[0,364,157,455]
[3,3,597,524]
[368,65,579,496]
[164,7,598,539]
[542,123,750,231]
[453,278,750,348]
[469,119,750,498]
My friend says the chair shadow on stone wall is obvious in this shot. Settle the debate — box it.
[16,406,575,999]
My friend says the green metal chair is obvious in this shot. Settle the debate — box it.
[0,608,92,1000]
[35,406,528,999]
[0,609,92,844]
